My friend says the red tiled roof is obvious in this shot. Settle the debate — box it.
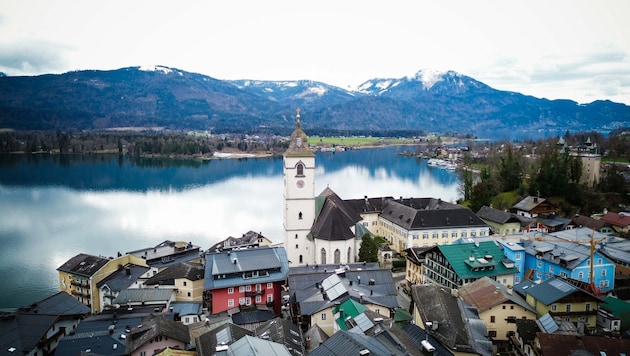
[601,211,630,227]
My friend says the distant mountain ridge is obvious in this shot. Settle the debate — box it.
[0,65,628,139]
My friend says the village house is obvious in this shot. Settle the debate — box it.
[458,277,537,344]
[144,260,205,302]
[410,284,493,356]
[207,230,274,253]
[287,263,398,336]
[57,253,149,313]
[203,246,289,315]
[0,292,90,356]
[476,205,522,235]
[417,240,518,289]
[600,210,630,234]
[513,277,602,330]
[511,196,557,218]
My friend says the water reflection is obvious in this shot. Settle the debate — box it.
[0,147,461,307]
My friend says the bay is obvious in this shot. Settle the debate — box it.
[0,146,461,308]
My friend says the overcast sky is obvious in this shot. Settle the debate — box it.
[1,0,628,104]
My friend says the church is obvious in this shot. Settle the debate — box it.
[283,109,367,266]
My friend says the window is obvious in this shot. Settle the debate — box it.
[187,292,191,297]
[601,269,607,277]
[183,281,187,287]
[471,231,476,237]
[228,287,234,294]
[578,272,584,279]
[489,331,497,338]
[267,294,273,303]
[490,316,496,323]
[298,212,302,220]
[296,163,304,176]
[334,249,341,264]
[549,266,554,273]
[321,248,327,264]
[245,297,251,305]
[228,299,234,307]
[565,304,571,312]
[442,232,448,238]
[245,285,251,292]
[296,244,299,249]
[267,282,273,289]
[374,308,380,315]
[451,232,457,238]
[537,260,542,268]
[516,253,521,260]
[239,297,245,305]
[422,233,428,239]
[461,232,467,238]
[585,303,591,312]
[551,304,557,311]
[299,255,303,264]
[413,234,419,240]
[502,305,506,310]
[239,286,245,293]
[321,313,327,320]
[295,234,298,239]
[432,233,438,239]
[597,258,603,264]
[480,230,486,236]
[256,295,262,303]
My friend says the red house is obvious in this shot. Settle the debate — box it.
[203,246,289,315]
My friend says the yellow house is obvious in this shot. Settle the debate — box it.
[144,261,205,302]
[476,206,522,236]
[57,253,148,314]
[458,277,537,342]
[516,277,601,329]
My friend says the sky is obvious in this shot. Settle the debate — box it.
[0,0,629,105]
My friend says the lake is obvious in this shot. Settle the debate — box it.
[0,146,461,308]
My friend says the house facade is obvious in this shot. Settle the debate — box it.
[144,261,205,302]
[458,277,537,342]
[57,253,148,313]
[511,196,557,218]
[421,240,518,289]
[477,205,522,236]
[203,246,289,315]
[514,277,602,329]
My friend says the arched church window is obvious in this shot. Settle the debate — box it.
[334,249,341,264]
[296,163,304,177]
[299,255,303,264]
[347,247,352,263]
[321,248,327,264]
[298,212,303,220]
[295,234,298,239]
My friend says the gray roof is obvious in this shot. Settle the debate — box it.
[476,205,520,224]
[231,309,276,326]
[411,284,492,356]
[0,292,90,355]
[128,314,190,353]
[458,277,535,314]
[344,196,394,214]
[97,264,150,291]
[521,238,591,270]
[196,322,252,356]
[204,247,289,290]
[401,323,454,356]
[517,277,598,305]
[381,199,487,230]
[144,261,204,285]
[57,253,109,277]
[112,288,174,305]
[56,313,146,355]
[288,268,398,316]
[512,196,552,212]
[169,302,202,316]
[227,335,291,356]
[312,187,362,241]
[255,317,305,356]
[310,330,396,356]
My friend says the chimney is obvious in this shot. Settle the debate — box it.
[125,266,131,276]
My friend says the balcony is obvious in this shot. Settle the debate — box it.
[70,280,89,288]
[245,289,265,297]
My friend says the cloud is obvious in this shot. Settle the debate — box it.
[0,40,69,75]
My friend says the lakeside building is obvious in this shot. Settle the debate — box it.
[57,253,149,314]
[408,240,518,290]
[202,246,289,316]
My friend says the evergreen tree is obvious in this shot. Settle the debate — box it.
[358,234,379,263]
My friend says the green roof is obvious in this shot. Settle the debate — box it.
[438,241,517,279]
[394,307,412,323]
[334,299,368,331]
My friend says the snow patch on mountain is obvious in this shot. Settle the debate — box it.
[139,65,182,76]
[410,69,446,90]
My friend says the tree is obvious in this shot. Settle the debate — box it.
[358,233,379,263]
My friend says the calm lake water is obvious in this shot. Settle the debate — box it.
[0,146,461,308]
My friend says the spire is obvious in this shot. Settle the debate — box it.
[285,108,313,157]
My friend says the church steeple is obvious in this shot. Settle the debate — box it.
[286,108,314,157]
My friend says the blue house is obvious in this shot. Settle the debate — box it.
[497,232,616,293]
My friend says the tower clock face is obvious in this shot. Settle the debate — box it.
[296,179,305,188]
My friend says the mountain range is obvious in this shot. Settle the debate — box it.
[0,65,628,140]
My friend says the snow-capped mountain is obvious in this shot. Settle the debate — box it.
[0,66,628,139]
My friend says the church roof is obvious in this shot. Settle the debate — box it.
[284,109,314,158]
[311,188,362,241]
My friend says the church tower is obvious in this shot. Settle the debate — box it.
[284,109,315,266]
